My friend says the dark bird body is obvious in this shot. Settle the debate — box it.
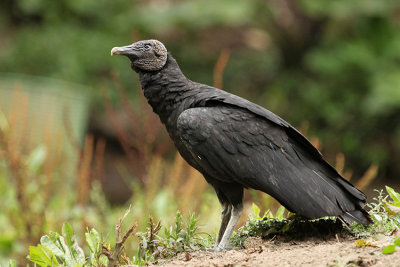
[111,40,372,250]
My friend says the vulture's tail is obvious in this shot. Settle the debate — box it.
[339,208,372,226]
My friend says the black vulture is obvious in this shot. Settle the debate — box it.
[111,40,372,250]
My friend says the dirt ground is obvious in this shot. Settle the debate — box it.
[148,235,400,267]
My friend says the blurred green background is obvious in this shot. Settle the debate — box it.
[1,0,400,264]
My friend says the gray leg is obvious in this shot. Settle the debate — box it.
[216,203,232,246]
[215,203,243,251]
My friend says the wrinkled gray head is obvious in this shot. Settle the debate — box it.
[111,40,168,71]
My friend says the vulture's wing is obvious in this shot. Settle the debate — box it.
[193,86,366,200]
[176,104,370,224]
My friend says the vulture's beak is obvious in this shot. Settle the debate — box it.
[110,45,139,57]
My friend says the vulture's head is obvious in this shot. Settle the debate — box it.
[111,40,167,72]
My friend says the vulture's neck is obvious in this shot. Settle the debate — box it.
[138,54,193,125]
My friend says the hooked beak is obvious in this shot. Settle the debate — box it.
[110,45,139,57]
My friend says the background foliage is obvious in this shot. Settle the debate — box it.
[1,0,400,264]
[1,0,399,180]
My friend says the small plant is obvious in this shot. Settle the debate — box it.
[28,222,108,267]
[28,210,213,266]
[135,217,163,263]
[383,186,400,216]
[231,203,291,247]
[163,211,213,251]
[101,206,137,267]
[28,208,138,267]
[135,211,213,264]
[379,186,400,255]
[351,186,400,238]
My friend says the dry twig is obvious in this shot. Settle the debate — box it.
[103,206,137,267]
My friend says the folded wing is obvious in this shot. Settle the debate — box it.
[177,104,371,224]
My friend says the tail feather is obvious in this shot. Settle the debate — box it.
[339,209,372,226]
[336,178,366,202]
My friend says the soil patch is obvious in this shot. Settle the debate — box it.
[149,235,400,267]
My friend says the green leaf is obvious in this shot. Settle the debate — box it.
[68,238,86,266]
[85,228,101,253]
[97,254,108,266]
[98,254,109,266]
[40,234,66,259]
[29,245,59,267]
[394,237,400,246]
[252,203,261,219]
[86,228,101,266]
[62,222,86,265]
[383,202,400,215]
[261,209,270,219]
[40,226,86,266]
[386,186,400,205]
[62,222,75,248]
[382,244,396,254]
[275,206,285,220]
[175,211,183,236]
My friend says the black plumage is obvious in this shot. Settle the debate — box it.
[111,40,372,250]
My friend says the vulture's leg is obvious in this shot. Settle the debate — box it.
[215,203,243,251]
[215,203,232,247]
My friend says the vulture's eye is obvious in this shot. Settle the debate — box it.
[144,44,152,50]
